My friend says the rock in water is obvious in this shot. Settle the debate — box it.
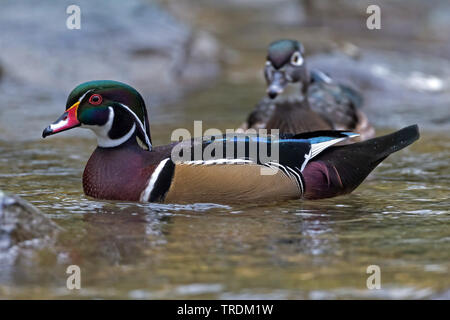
[0,190,61,252]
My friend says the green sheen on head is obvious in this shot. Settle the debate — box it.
[69,80,152,149]
[67,80,145,119]
[43,80,153,149]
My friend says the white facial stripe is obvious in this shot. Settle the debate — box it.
[78,89,94,103]
[118,103,152,149]
[83,106,136,148]
[140,158,170,202]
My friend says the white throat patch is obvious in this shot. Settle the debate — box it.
[82,106,136,148]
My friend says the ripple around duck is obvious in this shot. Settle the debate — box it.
[0,133,449,299]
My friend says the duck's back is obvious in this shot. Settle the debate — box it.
[307,70,362,131]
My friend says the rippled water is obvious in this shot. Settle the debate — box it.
[0,88,449,299]
[1,1,450,300]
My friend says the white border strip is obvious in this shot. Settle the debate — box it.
[119,103,152,150]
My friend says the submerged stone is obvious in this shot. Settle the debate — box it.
[0,190,61,252]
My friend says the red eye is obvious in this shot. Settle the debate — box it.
[89,94,103,105]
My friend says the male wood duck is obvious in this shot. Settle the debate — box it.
[42,80,419,204]
[242,39,375,140]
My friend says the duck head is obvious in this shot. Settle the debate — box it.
[265,39,309,99]
[42,80,152,150]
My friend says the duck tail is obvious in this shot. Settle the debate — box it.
[302,125,420,199]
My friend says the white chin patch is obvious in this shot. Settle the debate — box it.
[83,106,136,148]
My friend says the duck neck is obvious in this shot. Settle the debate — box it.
[87,104,152,150]
[300,66,311,96]
[97,130,142,151]
[83,132,149,201]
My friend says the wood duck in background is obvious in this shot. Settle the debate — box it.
[43,81,418,204]
[241,39,375,140]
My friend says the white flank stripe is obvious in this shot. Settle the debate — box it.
[140,158,170,202]
[285,166,303,195]
[266,162,290,177]
[182,159,254,166]
[294,166,304,195]
[266,162,303,195]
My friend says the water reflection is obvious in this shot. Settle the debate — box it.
[0,125,449,299]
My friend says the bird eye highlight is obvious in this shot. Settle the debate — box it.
[89,94,103,105]
[290,51,303,66]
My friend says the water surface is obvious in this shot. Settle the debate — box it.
[0,84,449,299]
[0,1,449,299]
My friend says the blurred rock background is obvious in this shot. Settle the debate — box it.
[0,0,449,141]
[0,0,220,140]
[165,0,450,130]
